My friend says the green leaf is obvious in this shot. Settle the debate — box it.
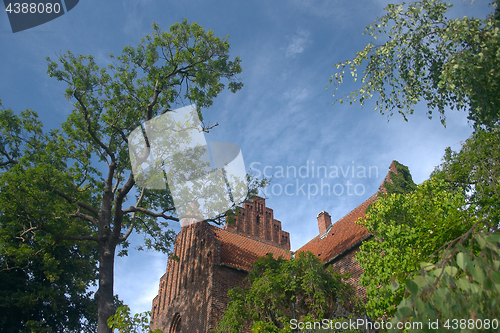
[475,234,487,249]
[399,306,411,318]
[471,265,485,284]
[406,279,419,295]
[444,265,458,276]
[420,262,435,271]
[456,277,471,292]
[413,275,428,289]
[486,234,500,244]
[414,297,425,314]
[456,252,466,269]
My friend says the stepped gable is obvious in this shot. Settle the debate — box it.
[211,225,292,271]
[224,196,291,250]
[216,196,292,271]
[379,160,398,192]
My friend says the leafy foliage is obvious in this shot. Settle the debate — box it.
[358,129,500,328]
[328,0,500,129]
[107,305,163,333]
[390,225,500,333]
[357,177,477,320]
[385,128,500,332]
[383,161,418,195]
[0,102,98,332]
[214,252,362,333]
[432,129,500,228]
[0,244,98,333]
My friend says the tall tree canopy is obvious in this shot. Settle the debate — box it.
[0,104,99,332]
[328,0,500,129]
[0,20,243,333]
[432,129,500,227]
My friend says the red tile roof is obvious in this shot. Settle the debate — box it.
[296,193,377,262]
[211,225,292,271]
[297,161,398,262]
[211,161,398,270]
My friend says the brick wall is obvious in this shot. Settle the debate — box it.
[207,265,249,332]
[327,246,367,299]
[150,221,254,333]
[150,222,218,333]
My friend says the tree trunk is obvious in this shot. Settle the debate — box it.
[96,239,116,333]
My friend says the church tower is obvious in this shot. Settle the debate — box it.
[150,197,291,333]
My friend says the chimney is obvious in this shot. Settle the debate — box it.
[317,211,332,235]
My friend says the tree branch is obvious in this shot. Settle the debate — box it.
[53,189,99,217]
[119,187,145,242]
[112,170,122,194]
[106,121,129,144]
[70,210,99,226]
[70,93,116,163]
[201,121,219,133]
[146,80,161,121]
[15,225,38,242]
[0,148,18,166]
[112,172,136,239]
[116,172,135,204]
[122,206,179,222]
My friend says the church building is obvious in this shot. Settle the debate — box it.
[150,161,399,332]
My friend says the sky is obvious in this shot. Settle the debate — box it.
[1,0,494,316]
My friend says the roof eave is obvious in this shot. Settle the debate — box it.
[324,233,374,266]
[219,262,249,273]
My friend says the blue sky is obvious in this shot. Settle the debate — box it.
[1,0,494,315]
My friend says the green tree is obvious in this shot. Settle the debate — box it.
[356,177,477,320]
[328,0,500,129]
[357,130,500,327]
[107,305,162,333]
[432,129,500,227]
[0,243,98,333]
[0,105,98,332]
[383,129,500,332]
[389,224,500,333]
[214,252,361,333]
[0,20,243,333]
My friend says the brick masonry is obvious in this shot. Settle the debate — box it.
[327,246,368,299]
[151,161,400,332]
[150,198,291,333]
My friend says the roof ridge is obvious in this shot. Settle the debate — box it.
[334,192,378,224]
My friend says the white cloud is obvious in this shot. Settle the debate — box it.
[285,29,311,58]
